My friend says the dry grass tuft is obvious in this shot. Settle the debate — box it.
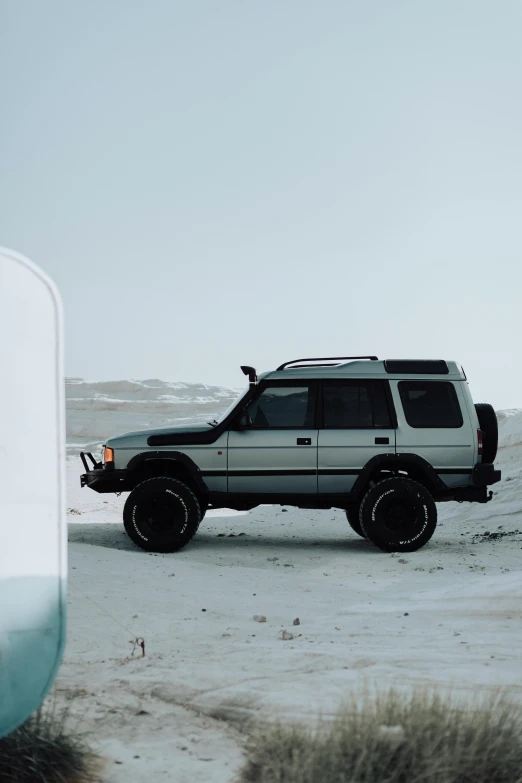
[0,701,101,783]
[239,688,522,783]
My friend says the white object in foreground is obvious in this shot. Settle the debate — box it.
[0,248,66,738]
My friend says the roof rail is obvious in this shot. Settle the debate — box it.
[277,356,379,371]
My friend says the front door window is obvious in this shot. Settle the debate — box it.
[246,385,316,429]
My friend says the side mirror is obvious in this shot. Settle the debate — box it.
[0,248,66,738]
[236,412,253,429]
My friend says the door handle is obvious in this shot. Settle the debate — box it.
[297,438,312,446]
[375,437,389,445]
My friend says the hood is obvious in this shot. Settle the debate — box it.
[106,423,215,448]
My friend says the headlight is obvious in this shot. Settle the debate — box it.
[103,446,114,464]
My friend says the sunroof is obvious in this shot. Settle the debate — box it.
[384,360,449,375]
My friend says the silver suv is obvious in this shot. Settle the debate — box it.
[80,357,501,553]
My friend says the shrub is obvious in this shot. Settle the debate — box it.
[239,688,522,783]
[0,701,100,783]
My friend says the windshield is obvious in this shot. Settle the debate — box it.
[215,386,250,424]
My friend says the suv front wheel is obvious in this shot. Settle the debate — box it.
[123,477,202,552]
[359,477,437,552]
[345,504,365,538]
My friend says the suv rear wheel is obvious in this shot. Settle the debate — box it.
[123,476,201,553]
[359,477,437,552]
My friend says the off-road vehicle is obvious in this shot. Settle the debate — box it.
[80,357,501,553]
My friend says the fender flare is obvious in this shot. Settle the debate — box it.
[350,453,449,499]
[126,451,209,493]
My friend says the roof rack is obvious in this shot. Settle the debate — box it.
[277,356,379,371]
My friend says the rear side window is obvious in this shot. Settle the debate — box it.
[323,381,393,428]
[398,381,463,428]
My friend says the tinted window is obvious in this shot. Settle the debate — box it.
[323,381,392,428]
[399,382,463,428]
[247,385,316,428]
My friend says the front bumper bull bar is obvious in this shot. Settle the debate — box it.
[80,451,128,493]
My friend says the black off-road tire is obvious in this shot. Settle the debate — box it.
[474,403,498,463]
[345,504,365,538]
[123,477,201,553]
[359,477,437,552]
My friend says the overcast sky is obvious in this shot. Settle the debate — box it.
[1,1,522,408]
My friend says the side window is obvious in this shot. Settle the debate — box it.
[246,385,316,428]
[323,381,393,428]
[398,381,463,428]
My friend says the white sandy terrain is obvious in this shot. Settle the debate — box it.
[56,413,522,782]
